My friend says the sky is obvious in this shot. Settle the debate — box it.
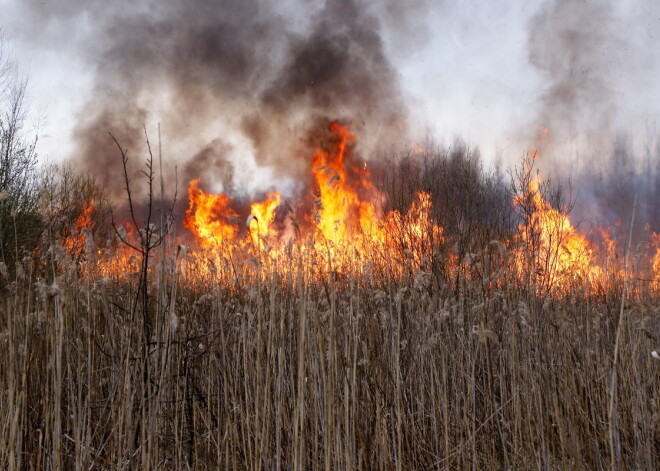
[1,0,659,196]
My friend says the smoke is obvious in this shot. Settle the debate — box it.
[12,0,411,204]
[524,0,660,235]
[242,0,404,171]
[527,0,617,148]
[570,136,660,242]
[5,0,659,234]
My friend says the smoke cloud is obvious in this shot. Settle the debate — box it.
[13,0,411,203]
[527,0,617,148]
[4,0,659,233]
[525,0,659,235]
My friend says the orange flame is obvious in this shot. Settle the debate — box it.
[311,122,384,244]
[54,122,657,299]
[64,200,94,254]
[63,200,142,279]
[514,175,600,292]
[383,191,444,272]
[596,226,617,259]
[183,179,238,247]
[249,192,281,240]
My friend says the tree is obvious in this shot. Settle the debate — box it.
[0,35,41,266]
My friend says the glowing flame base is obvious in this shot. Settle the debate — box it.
[63,122,659,298]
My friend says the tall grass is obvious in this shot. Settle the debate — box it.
[0,146,658,469]
[0,231,657,470]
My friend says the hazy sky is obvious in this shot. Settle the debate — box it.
[1,0,659,190]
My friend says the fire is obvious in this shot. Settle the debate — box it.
[62,200,141,278]
[596,227,617,260]
[64,200,94,254]
[383,191,444,272]
[184,179,239,247]
[311,122,384,244]
[514,174,600,292]
[177,121,443,277]
[249,192,281,241]
[54,121,657,299]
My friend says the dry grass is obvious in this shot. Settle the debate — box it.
[0,232,657,470]
[0,139,658,469]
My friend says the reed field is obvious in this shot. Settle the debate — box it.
[2,1,660,468]
[0,126,659,471]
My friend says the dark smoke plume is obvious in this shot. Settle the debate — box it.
[20,0,410,204]
[12,0,658,237]
[243,0,404,171]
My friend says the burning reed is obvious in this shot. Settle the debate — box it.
[0,122,658,470]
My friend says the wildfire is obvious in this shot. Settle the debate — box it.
[249,192,281,242]
[174,122,444,277]
[596,227,617,260]
[383,191,444,272]
[55,121,657,299]
[653,232,660,290]
[311,122,384,244]
[63,200,140,278]
[64,200,94,254]
[514,174,601,292]
[184,179,239,248]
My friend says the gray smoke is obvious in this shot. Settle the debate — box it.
[527,0,617,151]
[525,0,659,236]
[6,0,659,235]
[16,0,411,202]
